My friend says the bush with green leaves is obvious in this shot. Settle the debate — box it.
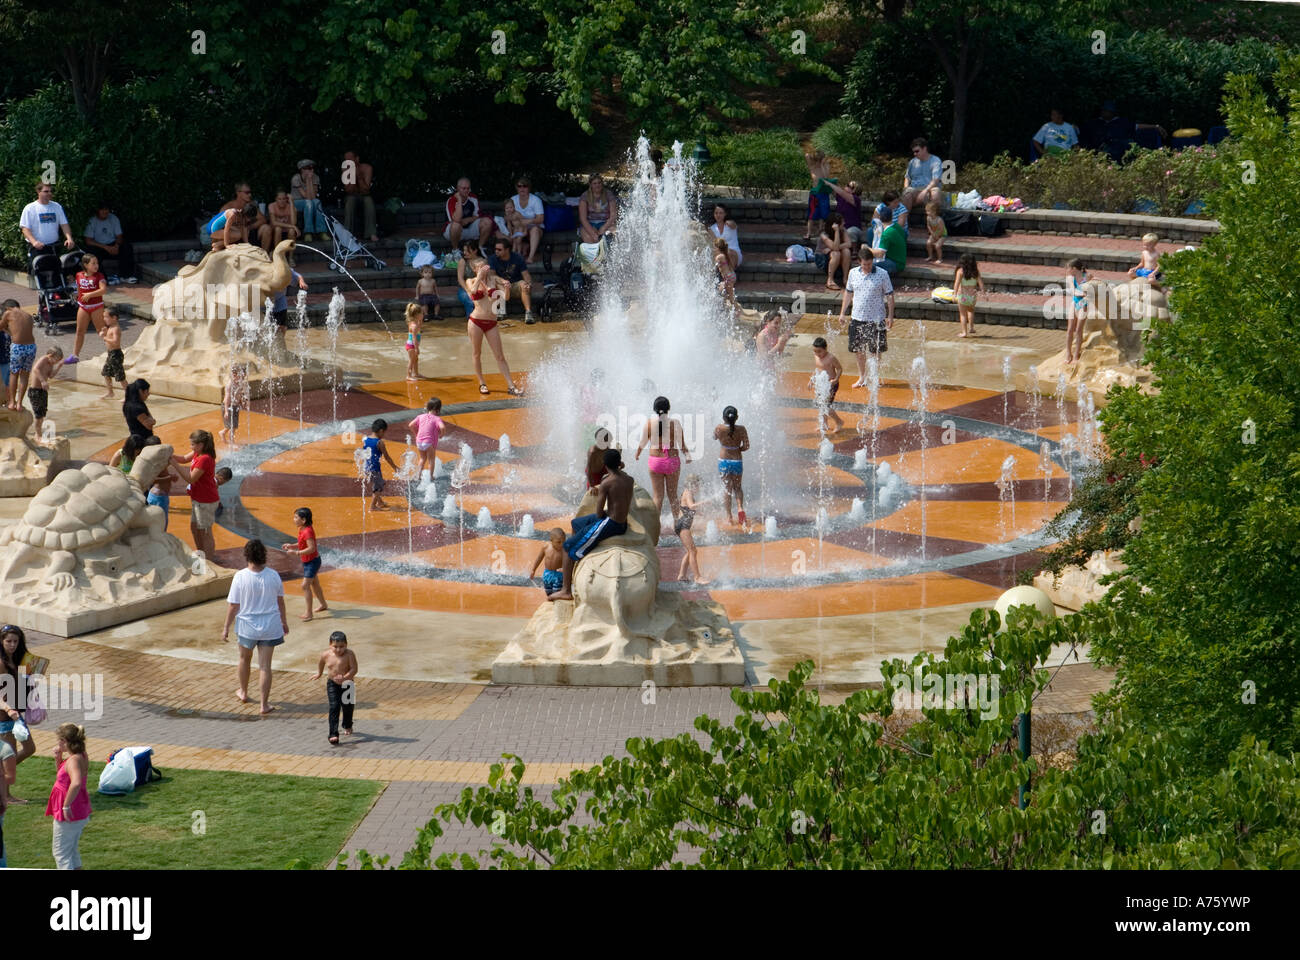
[702,128,808,197]
[1086,58,1300,767]
[811,116,874,166]
[340,605,1300,869]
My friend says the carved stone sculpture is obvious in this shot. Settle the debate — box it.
[493,483,745,685]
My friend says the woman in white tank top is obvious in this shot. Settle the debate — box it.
[709,203,743,266]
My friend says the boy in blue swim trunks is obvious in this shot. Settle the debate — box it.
[528,528,567,596]
[549,448,634,602]
[1,301,36,413]
[1127,233,1162,282]
[362,419,399,510]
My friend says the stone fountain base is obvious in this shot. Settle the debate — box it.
[1033,549,1126,612]
[73,319,337,403]
[493,592,746,686]
[492,484,748,686]
[0,407,70,497]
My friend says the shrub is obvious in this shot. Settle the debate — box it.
[811,116,874,165]
[703,128,807,197]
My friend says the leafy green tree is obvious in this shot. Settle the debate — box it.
[340,606,1300,869]
[1088,57,1300,765]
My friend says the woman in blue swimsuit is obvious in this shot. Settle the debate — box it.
[714,405,750,526]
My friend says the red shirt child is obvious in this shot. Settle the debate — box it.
[188,452,219,503]
[75,270,106,309]
[297,525,319,562]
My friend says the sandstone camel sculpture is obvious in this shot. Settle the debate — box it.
[0,444,232,636]
[493,483,745,685]
[79,239,338,402]
[1036,278,1168,397]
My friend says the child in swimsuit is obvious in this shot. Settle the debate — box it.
[953,253,984,338]
[415,265,442,320]
[529,528,567,596]
[406,396,445,481]
[98,308,126,398]
[71,253,107,363]
[404,302,423,381]
[925,201,946,264]
[1128,233,1161,282]
[714,405,749,526]
[219,363,249,449]
[811,337,844,434]
[362,418,399,510]
[1065,258,1089,364]
[675,476,710,585]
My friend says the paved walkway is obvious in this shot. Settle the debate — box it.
[21,629,1113,864]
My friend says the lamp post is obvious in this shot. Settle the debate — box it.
[993,585,1056,811]
[692,140,711,167]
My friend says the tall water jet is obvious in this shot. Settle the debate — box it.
[909,355,931,561]
[1001,354,1013,426]
[996,454,1017,541]
[519,514,535,537]
[476,506,494,532]
[499,434,512,458]
[294,286,309,431]
[325,289,346,423]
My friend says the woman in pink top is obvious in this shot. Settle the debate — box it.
[405,396,445,480]
[46,722,91,869]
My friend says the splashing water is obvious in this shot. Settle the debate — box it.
[996,454,1017,541]
[519,514,535,537]
[526,138,795,568]
[325,290,346,422]
[476,506,494,531]
[1001,354,1013,426]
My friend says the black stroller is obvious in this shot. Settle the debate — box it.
[537,238,609,324]
[31,250,83,336]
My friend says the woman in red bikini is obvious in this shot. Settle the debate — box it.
[634,395,691,524]
[466,259,522,396]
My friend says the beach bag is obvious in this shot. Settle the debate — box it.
[942,210,978,236]
[978,214,1005,237]
[931,286,958,304]
[98,749,137,794]
[544,203,575,232]
[784,244,815,263]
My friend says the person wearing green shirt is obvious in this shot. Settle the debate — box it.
[869,222,907,274]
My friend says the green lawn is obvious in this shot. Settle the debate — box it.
[1,758,384,869]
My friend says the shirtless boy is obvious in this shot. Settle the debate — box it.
[549,449,634,602]
[28,346,64,443]
[99,310,126,398]
[1,302,36,412]
[811,336,844,433]
[314,631,359,745]
[528,528,567,597]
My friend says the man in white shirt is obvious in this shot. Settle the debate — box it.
[837,244,896,387]
[83,203,137,284]
[19,183,75,264]
[504,176,545,263]
[1033,108,1080,157]
[902,137,944,211]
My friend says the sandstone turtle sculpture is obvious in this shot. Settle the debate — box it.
[0,443,173,589]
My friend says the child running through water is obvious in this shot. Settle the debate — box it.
[362,418,398,510]
[810,337,845,434]
[1065,258,1090,365]
[528,528,567,597]
[675,475,710,585]
[283,506,328,621]
[1127,232,1161,282]
[925,201,946,264]
[98,307,126,398]
[415,265,442,320]
[27,346,64,445]
[755,309,793,367]
[219,363,249,448]
[314,631,357,745]
[714,405,750,526]
[403,302,423,381]
[405,397,445,481]
[953,253,985,338]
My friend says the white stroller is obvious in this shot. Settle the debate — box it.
[323,212,385,271]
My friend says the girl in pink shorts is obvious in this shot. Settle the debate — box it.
[635,395,692,523]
